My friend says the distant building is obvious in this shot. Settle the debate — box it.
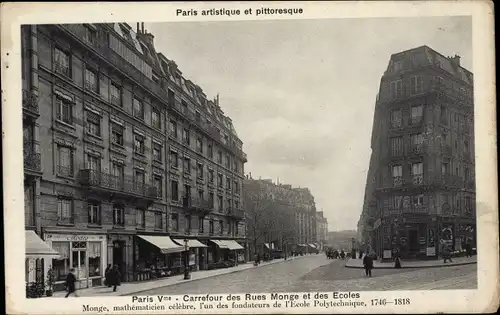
[315,211,328,250]
[243,177,318,256]
[22,22,247,290]
[358,46,475,260]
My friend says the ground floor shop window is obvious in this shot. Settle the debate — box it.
[88,242,101,277]
[51,242,70,281]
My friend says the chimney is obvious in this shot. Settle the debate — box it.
[450,54,461,66]
[141,22,144,33]
[137,23,140,34]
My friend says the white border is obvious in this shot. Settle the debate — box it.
[1,1,498,314]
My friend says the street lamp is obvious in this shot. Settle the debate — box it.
[183,239,191,280]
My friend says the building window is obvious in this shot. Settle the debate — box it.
[390,137,403,156]
[184,157,191,174]
[56,97,73,124]
[228,219,232,235]
[170,150,179,168]
[441,162,449,176]
[235,200,240,209]
[390,80,403,99]
[226,154,231,168]
[110,83,122,106]
[172,213,179,231]
[195,111,201,122]
[134,134,145,155]
[84,68,98,93]
[182,101,188,114]
[390,109,402,128]
[226,178,231,190]
[459,87,466,100]
[209,169,214,183]
[234,180,239,194]
[197,137,203,153]
[410,76,424,95]
[86,154,100,172]
[411,133,423,153]
[170,120,177,138]
[54,47,70,76]
[218,173,223,187]
[57,198,73,224]
[133,97,144,120]
[227,199,232,211]
[392,164,403,187]
[209,220,214,234]
[410,105,423,124]
[136,209,145,228]
[135,170,145,185]
[153,176,162,196]
[111,124,124,146]
[167,89,175,106]
[217,151,222,163]
[208,143,213,158]
[411,162,423,185]
[219,220,224,235]
[218,195,223,211]
[185,215,192,232]
[440,105,448,124]
[199,217,204,233]
[235,223,239,235]
[209,192,214,209]
[153,143,162,162]
[198,189,204,201]
[84,25,96,45]
[412,194,424,208]
[171,180,179,201]
[57,145,73,177]
[154,212,162,229]
[151,107,161,130]
[86,111,101,137]
[183,128,190,145]
[197,163,204,179]
[113,205,125,226]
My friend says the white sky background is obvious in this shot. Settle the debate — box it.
[148,16,472,231]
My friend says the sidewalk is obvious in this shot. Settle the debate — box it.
[47,255,311,298]
[345,255,477,269]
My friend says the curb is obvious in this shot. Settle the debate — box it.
[121,255,314,296]
[344,260,477,270]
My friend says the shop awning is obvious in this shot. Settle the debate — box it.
[264,243,271,249]
[210,239,244,250]
[25,230,60,259]
[298,244,307,247]
[173,239,208,248]
[308,244,317,249]
[138,235,184,254]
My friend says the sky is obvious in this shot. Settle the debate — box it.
[148,16,472,231]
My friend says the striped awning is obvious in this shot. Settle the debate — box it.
[25,231,60,259]
[210,239,244,250]
[173,239,207,248]
[138,235,184,254]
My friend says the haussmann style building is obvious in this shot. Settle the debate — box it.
[22,22,248,293]
[358,45,475,260]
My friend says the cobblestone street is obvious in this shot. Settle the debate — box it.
[131,255,477,295]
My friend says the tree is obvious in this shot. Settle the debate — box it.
[244,186,274,255]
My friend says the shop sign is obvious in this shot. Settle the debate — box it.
[45,234,104,242]
[419,237,426,245]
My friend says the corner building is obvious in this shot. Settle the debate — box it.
[22,23,247,291]
[360,46,475,260]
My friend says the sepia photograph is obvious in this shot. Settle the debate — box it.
[2,1,498,314]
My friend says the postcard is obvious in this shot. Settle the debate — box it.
[1,1,498,314]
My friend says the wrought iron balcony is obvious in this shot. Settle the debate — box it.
[412,174,424,186]
[390,119,403,129]
[24,151,41,172]
[392,176,404,187]
[410,144,424,155]
[440,174,463,187]
[79,169,158,201]
[22,89,39,117]
[228,208,245,220]
[182,196,212,214]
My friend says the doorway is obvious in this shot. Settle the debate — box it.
[112,241,125,282]
[409,230,419,252]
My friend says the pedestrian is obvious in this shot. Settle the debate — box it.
[340,250,345,260]
[104,264,112,287]
[363,254,374,277]
[394,255,402,269]
[64,268,78,298]
[359,250,363,259]
[442,245,453,263]
[109,265,121,292]
[466,243,473,257]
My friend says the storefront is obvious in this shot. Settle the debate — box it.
[209,240,245,268]
[44,232,107,291]
[172,238,208,271]
[135,235,184,278]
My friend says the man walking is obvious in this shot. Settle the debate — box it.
[363,254,374,277]
[109,265,121,292]
[64,268,78,298]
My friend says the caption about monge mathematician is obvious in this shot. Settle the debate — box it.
[176,7,304,17]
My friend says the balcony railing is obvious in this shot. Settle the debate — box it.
[431,83,474,106]
[24,151,41,172]
[412,174,424,186]
[182,196,212,212]
[390,119,403,129]
[410,144,424,155]
[439,174,463,187]
[228,208,245,220]
[22,89,39,114]
[79,169,158,199]
[410,116,423,125]
[392,176,404,187]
